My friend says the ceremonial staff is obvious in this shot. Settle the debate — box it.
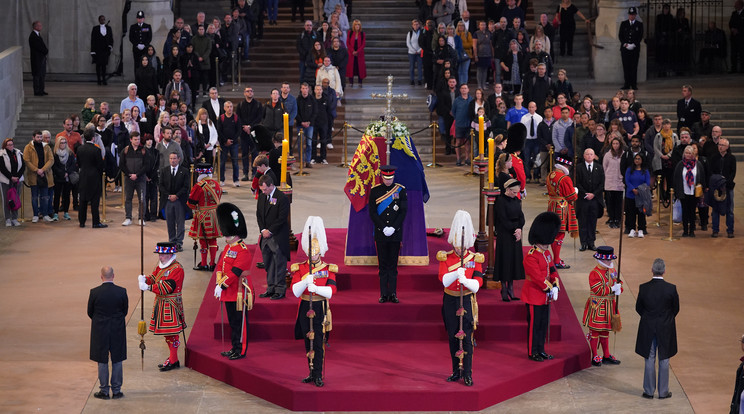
[456,226,466,372]
[137,195,147,370]
[305,227,316,373]
[613,197,625,333]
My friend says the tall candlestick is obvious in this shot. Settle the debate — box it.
[281,139,289,185]
[283,113,289,142]
[487,137,494,185]
[478,115,485,157]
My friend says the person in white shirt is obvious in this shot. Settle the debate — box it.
[519,101,543,182]
[315,57,344,97]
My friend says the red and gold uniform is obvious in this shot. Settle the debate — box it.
[437,250,484,380]
[187,177,223,268]
[522,246,560,358]
[290,261,337,381]
[511,153,527,194]
[582,264,623,364]
[215,239,254,357]
[547,168,578,266]
[144,259,186,366]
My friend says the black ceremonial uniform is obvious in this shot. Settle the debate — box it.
[618,15,643,89]
[129,21,153,73]
[369,180,407,301]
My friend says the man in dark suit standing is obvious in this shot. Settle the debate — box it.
[88,266,128,400]
[78,127,107,228]
[256,174,290,300]
[436,77,458,155]
[575,148,604,251]
[159,152,190,250]
[28,20,48,96]
[618,7,643,90]
[635,258,679,399]
[129,10,152,74]
[675,84,702,132]
[369,165,408,303]
[201,87,227,124]
[91,15,114,85]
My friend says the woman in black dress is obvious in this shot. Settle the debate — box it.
[494,178,525,301]
[555,0,588,57]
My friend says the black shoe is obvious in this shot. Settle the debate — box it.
[588,244,597,251]
[389,294,399,303]
[177,244,184,252]
[463,376,473,386]
[446,372,461,382]
[112,392,124,399]
[591,358,602,367]
[302,375,313,383]
[92,223,108,228]
[259,291,273,298]
[701,224,707,231]
[220,350,234,357]
[378,296,388,303]
[194,264,210,271]
[42,91,49,95]
[602,355,621,365]
[270,292,285,300]
[554,261,570,269]
[410,80,415,85]
[256,262,265,269]
[208,264,216,271]
[241,175,251,181]
[80,223,86,228]
[539,352,554,360]
[579,244,588,251]
[682,232,689,237]
[528,354,544,362]
[418,80,422,85]
[314,377,324,387]
[159,360,180,371]
[229,352,245,360]
[689,231,695,238]
[659,392,672,399]
[93,391,110,400]
[728,233,735,238]
[711,232,719,238]
[501,292,511,302]
[642,393,654,399]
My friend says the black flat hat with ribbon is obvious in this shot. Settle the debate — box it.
[217,202,247,239]
[593,246,617,261]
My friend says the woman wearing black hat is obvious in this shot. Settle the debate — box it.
[494,178,525,301]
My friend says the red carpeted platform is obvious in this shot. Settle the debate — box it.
[185,229,591,411]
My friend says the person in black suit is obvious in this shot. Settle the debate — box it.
[78,127,107,228]
[436,77,458,155]
[575,148,605,251]
[159,152,190,250]
[369,165,408,303]
[201,87,227,125]
[28,20,48,96]
[88,266,128,400]
[129,10,152,74]
[676,85,702,132]
[618,7,643,90]
[635,258,679,399]
[256,174,290,300]
[91,15,114,85]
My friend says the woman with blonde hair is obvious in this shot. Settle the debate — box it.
[81,98,99,126]
[455,20,473,84]
[530,24,551,55]
[346,19,366,87]
[153,111,171,143]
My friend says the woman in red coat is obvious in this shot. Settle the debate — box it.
[346,19,366,87]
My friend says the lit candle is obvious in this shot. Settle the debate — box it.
[281,139,289,185]
[282,113,289,144]
[488,137,494,185]
[478,115,485,158]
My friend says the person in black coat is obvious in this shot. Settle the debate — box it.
[29,20,48,96]
[618,7,643,90]
[731,333,744,414]
[237,87,264,180]
[159,152,190,249]
[256,174,290,299]
[78,128,106,228]
[135,56,160,107]
[369,165,408,303]
[676,85,702,132]
[494,178,525,301]
[88,266,128,400]
[129,10,153,74]
[575,148,605,251]
[635,258,679,399]
[91,15,114,85]
[436,77,458,155]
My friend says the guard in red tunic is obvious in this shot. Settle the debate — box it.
[437,210,484,387]
[522,212,561,362]
[546,156,578,269]
[505,123,527,196]
[290,216,337,388]
[582,245,623,366]
[138,242,186,371]
[214,202,254,360]
[187,162,223,271]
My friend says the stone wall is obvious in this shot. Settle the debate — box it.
[0,47,24,140]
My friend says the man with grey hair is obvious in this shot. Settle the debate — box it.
[120,83,145,114]
[88,266,128,399]
[635,258,679,399]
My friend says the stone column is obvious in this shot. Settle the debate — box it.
[123,0,173,80]
[592,0,647,85]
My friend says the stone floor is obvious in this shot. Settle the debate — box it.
[1,79,743,413]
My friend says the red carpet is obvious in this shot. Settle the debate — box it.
[186,229,591,411]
